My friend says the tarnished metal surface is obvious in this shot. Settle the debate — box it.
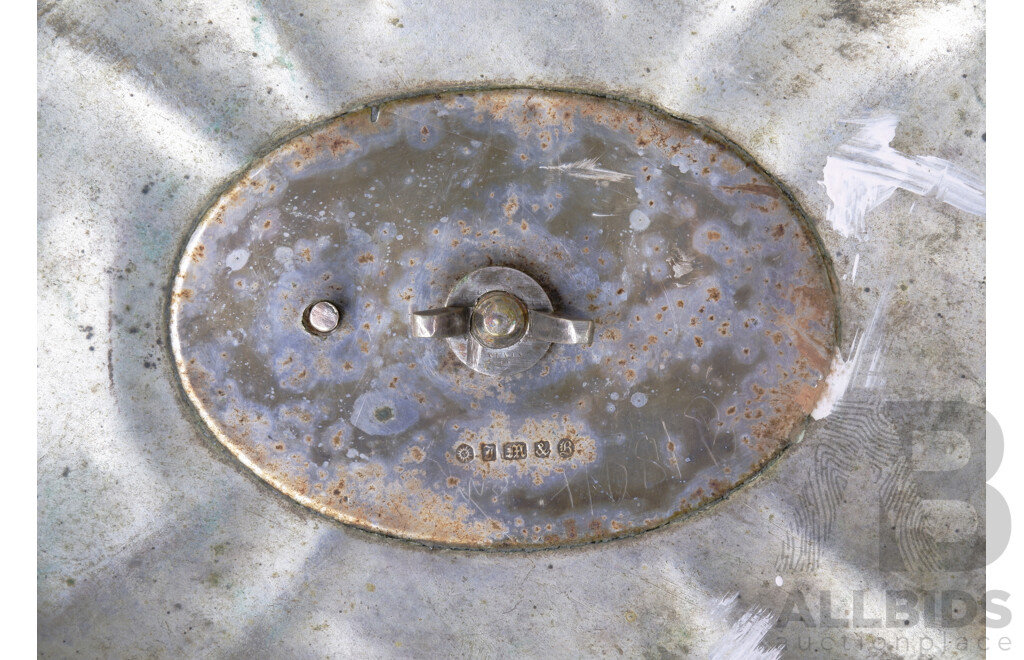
[39,0,987,656]
[170,89,837,548]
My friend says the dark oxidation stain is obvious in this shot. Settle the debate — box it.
[170,89,838,549]
[830,0,957,28]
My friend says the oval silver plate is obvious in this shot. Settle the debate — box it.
[170,89,838,548]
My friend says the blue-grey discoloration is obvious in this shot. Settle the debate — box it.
[170,89,837,548]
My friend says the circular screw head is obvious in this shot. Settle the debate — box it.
[304,301,341,335]
[471,291,528,349]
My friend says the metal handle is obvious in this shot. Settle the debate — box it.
[410,306,469,339]
[410,267,594,376]
[411,294,593,347]
[528,311,595,346]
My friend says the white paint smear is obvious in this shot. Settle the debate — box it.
[709,606,783,660]
[822,115,985,240]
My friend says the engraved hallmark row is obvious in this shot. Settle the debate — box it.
[454,438,576,463]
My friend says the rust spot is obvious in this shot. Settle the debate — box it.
[706,287,721,302]
[707,230,721,241]
[694,336,704,348]
[503,194,519,217]
[601,328,622,341]
[357,253,375,264]
[721,183,781,198]
[708,478,731,498]
[327,135,357,155]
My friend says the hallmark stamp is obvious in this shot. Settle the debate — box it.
[455,438,577,464]
[454,443,475,463]
[502,441,528,460]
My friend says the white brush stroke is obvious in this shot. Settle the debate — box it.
[710,592,739,619]
[812,331,864,420]
[821,115,985,240]
[539,157,633,183]
[812,277,892,419]
[864,345,886,390]
[709,606,783,660]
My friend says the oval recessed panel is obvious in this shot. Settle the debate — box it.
[170,89,838,548]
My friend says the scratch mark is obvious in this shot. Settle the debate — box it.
[562,470,574,509]
[662,420,683,479]
[540,157,633,183]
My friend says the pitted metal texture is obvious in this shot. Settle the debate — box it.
[170,89,839,548]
